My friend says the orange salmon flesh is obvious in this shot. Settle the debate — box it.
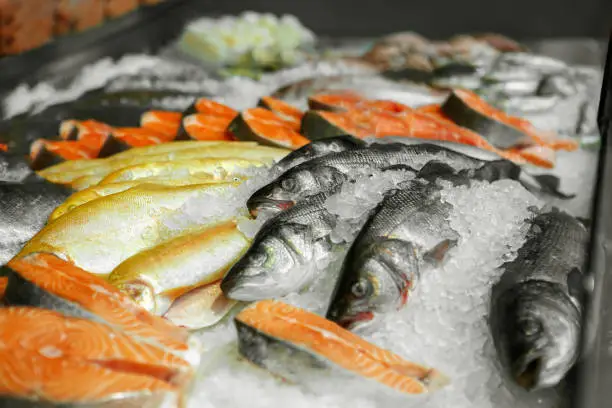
[235,300,449,395]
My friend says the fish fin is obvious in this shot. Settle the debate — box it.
[472,160,521,182]
[417,160,456,180]
[576,217,591,229]
[531,174,576,200]
[422,239,458,265]
[382,164,418,173]
[566,267,585,305]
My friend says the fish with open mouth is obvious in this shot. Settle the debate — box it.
[221,192,341,301]
[247,142,572,217]
[325,178,460,331]
[489,208,589,391]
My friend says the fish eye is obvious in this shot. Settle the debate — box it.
[518,318,542,337]
[281,178,297,191]
[250,251,267,265]
[351,278,373,298]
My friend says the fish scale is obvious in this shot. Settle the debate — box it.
[326,179,459,331]
[493,210,588,302]
[490,209,589,391]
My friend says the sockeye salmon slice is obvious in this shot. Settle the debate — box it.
[356,99,414,114]
[30,139,97,161]
[309,91,365,111]
[7,253,190,352]
[417,104,556,168]
[0,307,191,380]
[259,96,304,131]
[237,300,449,394]
[315,110,375,138]
[183,114,235,141]
[452,89,578,151]
[59,119,113,141]
[0,348,176,404]
[113,127,174,147]
[141,111,182,137]
[194,98,239,119]
[350,109,412,136]
[241,108,310,149]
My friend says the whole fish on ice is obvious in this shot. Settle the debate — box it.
[222,192,343,301]
[489,209,588,390]
[108,220,248,327]
[247,142,570,217]
[326,179,459,331]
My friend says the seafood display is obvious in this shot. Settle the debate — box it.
[0,19,603,408]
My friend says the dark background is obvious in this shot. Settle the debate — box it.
[200,0,611,39]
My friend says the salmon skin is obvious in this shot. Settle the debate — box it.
[0,183,73,266]
[4,253,194,359]
[29,140,99,171]
[235,300,449,395]
[0,307,191,407]
[440,89,579,151]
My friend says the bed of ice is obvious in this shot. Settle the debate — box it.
[0,46,601,408]
[159,140,598,408]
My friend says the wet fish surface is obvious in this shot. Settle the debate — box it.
[222,192,342,301]
[270,135,367,175]
[247,141,570,217]
[489,209,589,391]
[0,182,72,265]
[326,179,460,331]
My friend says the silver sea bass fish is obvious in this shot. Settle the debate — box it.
[326,178,460,331]
[221,192,341,301]
[489,208,589,391]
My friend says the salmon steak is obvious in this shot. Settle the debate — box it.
[4,253,195,359]
[258,96,304,131]
[140,110,182,137]
[229,108,310,149]
[235,300,449,395]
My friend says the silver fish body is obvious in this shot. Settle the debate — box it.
[221,193,340,301]
[270,135,367,175]
[490,209,589,391]
[371,137,574,199]
[326,180,459,331]
[247,143,486,216]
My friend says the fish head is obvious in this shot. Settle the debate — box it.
[247,165,346,217]
[327,239,419,332]
[221,223,315,301]
[117,279,157,313]
[492,281,581,391]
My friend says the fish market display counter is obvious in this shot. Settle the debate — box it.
[0,7,608,408]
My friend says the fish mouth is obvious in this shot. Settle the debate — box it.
[513,355,544,391]
[336,311,375,330]
[247,198,295,218]
[220,272,269,302]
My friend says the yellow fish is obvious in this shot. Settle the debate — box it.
[98,158,262,185]
[108,220,249,317]
[18,182,242,276]
[49,176,237,222]
[39,144,289,184]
